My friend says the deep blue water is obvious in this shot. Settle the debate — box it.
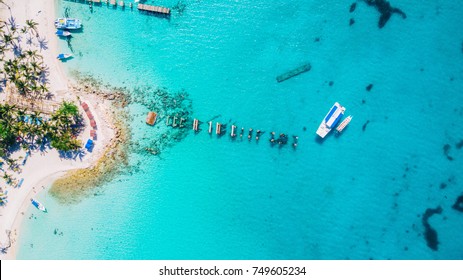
[16,0,463,259]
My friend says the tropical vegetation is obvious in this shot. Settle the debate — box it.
[0,16,83,161]
[0,102,82,154]
[1,15,50,99]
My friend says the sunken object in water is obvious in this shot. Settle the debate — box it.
[422,206,443,251]
[452,195,463,212]
[362,120,370,132]
[276,63,311,83]
[456,139,463,149]
[443,144,454,161]
[362,0,406,28]
[349,3,357,13]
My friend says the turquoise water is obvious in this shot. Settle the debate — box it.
[16,0,463,259]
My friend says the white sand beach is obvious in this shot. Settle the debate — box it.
[0,0,115,259]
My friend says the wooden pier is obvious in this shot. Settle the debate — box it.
[69,1,171,18]
[193,119,199,131]
[137,3,170,15]
[146,112,157,126]
[216,122,222,135]
[230,125,236,137]
[208,121,213,134]
[144,113,302,151]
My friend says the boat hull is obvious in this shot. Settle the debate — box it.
[316,102,346,138]
[31,199,47,212]
[55,30,71,37]
[54,18,82,30]
[336,115,353,133]
[57,54,73,60]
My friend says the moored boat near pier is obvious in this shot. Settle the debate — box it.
[316,102,346,138]
[336,115,353,133]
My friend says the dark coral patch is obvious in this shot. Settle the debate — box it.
[349,18,355,26]
[350,3,357,13]
[443,144,454,161]
[422,206,443,251]
[452,195,463,212]
[456,140,463,149]
[362,120,370,131]
[366,84,373,91]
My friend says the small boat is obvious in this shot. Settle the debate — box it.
[31,199,47,212]
[55,30,71,37]
[316,102,346,138]
[57,53,73,60]
[336,115,353,133]
[54,18,82,30]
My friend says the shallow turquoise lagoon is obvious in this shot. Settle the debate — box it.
[17,0,463,259]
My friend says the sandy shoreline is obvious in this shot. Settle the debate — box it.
[0,0,119,259]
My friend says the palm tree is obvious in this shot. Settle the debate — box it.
[38,84,49,99]
[0,0,11,9]
[25,19,38,37]
[58,101,79,117]
[2,33,13,48]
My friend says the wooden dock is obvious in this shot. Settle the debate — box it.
[137,3,170,15]
[146,112,157,126]
[276,63,311,83]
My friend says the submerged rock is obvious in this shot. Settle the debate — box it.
[443,144,454,161]
[452,195,463,212]
[349,18,355,26]
[362,120,370,131]
[363,0,406,28]
[350,3,357,13]
[422,206,443,251]
[366,84,373,91]
[456,139,463,149]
